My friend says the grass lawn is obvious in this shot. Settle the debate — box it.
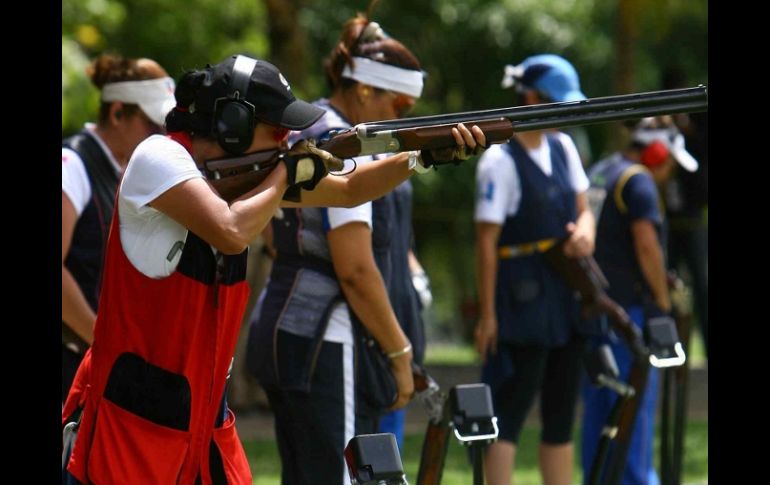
[244,419,707,484]
[424,329,707,368]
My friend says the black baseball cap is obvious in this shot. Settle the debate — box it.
[193,55,324,130]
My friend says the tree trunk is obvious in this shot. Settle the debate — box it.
[264,0,308,89]
[614,0,642,95]
[609,0,643,150]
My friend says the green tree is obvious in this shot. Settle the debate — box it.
[62,0,271,136]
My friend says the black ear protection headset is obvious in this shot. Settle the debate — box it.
[213,55,259,154]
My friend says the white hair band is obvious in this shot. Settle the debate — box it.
[101,77,176,126]
[341,57,423,98]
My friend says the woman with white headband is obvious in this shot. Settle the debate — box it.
[61,54,175,402]
[245,12,485,483]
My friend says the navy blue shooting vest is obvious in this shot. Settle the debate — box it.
[496,135,579,347]
[62,130,119,351]
[371,162,396,289]
[387,181,425,365]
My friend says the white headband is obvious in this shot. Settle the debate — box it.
[341,57,423,98]
[101,77,176,126]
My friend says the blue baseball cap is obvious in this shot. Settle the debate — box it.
[501,54,586,103]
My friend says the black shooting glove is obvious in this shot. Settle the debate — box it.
[282,139,344,191]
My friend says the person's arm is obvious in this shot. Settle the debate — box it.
[471,146,513,362]
[287,124,487,208]
[563,191,596,258]
[623,170,670,312]
[560,133,596,258]
[327,221,414,410]
[62,192,95,345]
[151,163,289,255]
[631,219,671,312]
[293,152,411,208]
[474,222,502,363]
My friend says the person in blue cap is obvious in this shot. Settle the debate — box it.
[581,116,697,485]
[473,54,595,485]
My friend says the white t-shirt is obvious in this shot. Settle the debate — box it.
[324,302,355,345]
[118,135,204,278]
[326,181,373,231]
[474,132,589,225]
[61,124,122,215]
[326,152,373,228]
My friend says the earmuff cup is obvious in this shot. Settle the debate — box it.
[640,140,669,168]
[213,55,258,155]
[214,97,256,154]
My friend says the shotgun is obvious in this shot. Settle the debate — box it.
[320,86,707,158]
[412,364,450,485]
[542,240,649,360]
[207,86,708,201]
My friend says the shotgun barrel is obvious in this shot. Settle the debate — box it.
[318,86,708,159]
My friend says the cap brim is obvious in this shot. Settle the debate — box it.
[140,97,177,127]
[671,146,699,172]
[278,99,326,130]
[670,133,698,172]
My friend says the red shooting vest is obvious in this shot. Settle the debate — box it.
[63,138,251,484]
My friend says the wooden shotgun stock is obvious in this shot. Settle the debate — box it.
[603,362,651,485]
[204,140,344,202]
[542,239,648,361]
[204,149,281,203]
[412,365,451,485]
